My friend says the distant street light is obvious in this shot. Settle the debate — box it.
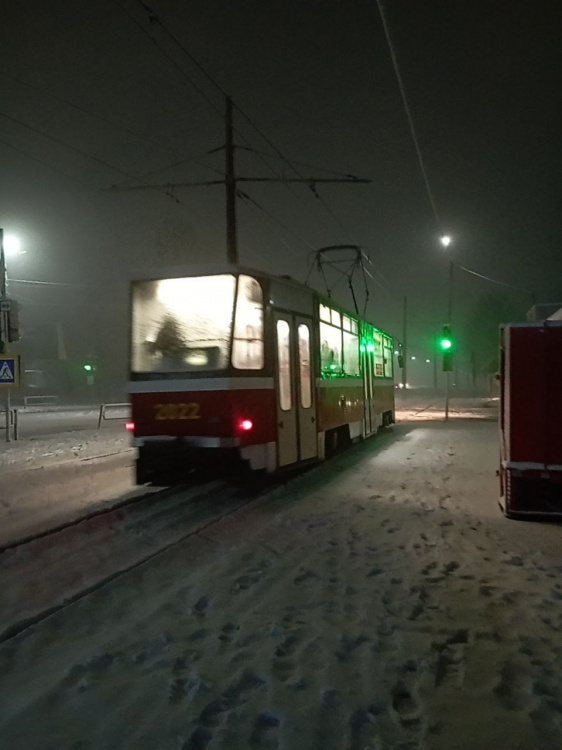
[3,234,24,257]
[440,235,452,248]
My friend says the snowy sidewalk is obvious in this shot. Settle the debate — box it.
[1,417,561,749]
[0,429,135,545]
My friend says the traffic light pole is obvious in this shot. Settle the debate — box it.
[402,295,407,389]
[445,261,453,421]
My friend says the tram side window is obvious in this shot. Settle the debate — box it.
[320,322,343,375]
[232,275,264,370]
[319,304,331,323]
[343,331,360,375]
[383,337,393,378]
[277,320,292,411]
[298,324,312,408]
[373,332,384,377]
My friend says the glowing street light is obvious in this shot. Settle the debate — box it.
[440,234,452,248]
[4,235,20,256]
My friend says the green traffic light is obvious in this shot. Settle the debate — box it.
[440,338,452,350]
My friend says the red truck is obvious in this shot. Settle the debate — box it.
[499,320,562,518]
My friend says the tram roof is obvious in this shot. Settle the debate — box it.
[130,263,394,339]
[131,262,298,284]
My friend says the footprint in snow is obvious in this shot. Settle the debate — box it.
[443,561,460,575]
[200,668,266,727]
[392,683,422,727]
[349,707,379,747]
[169,677,188,704]
[294,569,320,585]
[183,726,213,750]
[192,596,210,614]
[251,713,281,746]
[494,660,536,711]
[220,622,240,643]
[433,630,470,689]
[232,572,262,592]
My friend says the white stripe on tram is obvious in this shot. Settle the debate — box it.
[129,377,275,394]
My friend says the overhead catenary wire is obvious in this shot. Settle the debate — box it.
[375,0,441,229]
[0,108,181,204]
[237,190,317,259]
[455,263,535,299]
[0,107,243,251]
[118,150,227,186]
[133,0,395,299]
[376,0,538,303]
[237,147,366,181]
[0,135,97,191]
[115,0,392,302]
[124,0,370,248]
[0,70,190,161]
[110,0,334,249]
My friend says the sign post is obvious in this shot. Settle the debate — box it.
[0,228,21,441]
[0,356,19,443]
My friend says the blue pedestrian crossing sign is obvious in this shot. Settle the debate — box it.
[0,356,20,388]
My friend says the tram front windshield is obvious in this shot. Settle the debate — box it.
[131,274,264,374]
[131,275,237,373]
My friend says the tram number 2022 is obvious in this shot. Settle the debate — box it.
[154,403,200,420]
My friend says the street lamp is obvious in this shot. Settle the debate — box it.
[3,234,23,257]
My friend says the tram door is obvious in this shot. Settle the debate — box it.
[361,352,372,435]
[362,350,374,434]
[275,314,317,467]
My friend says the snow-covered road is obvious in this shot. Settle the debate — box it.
[1,413,562,750]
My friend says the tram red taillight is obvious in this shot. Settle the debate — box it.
[125,421,135,432]
[238,418,254,432]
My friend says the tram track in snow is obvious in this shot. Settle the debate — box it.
[0,473,281,645]
[0,425,401,646]
[0,483,174,555]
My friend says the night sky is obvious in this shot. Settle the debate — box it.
[0,0,560,384]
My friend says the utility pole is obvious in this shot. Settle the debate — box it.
[402,295,407,388]
[108,94,372,266]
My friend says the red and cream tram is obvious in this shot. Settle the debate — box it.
[128,266,395,483]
